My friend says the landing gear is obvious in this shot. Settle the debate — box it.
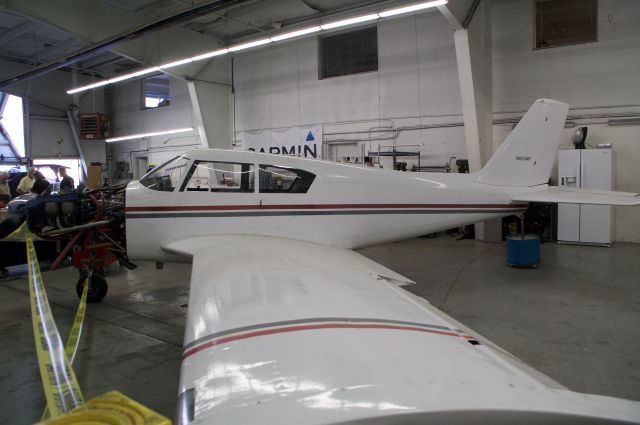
[76,270,108,303]
[0,267,8,279]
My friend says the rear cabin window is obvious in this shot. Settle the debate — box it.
[259,165,315,193]
[140,155,189,191]
[182,160,254,192]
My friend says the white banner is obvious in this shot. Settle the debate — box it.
[235,125,322,159]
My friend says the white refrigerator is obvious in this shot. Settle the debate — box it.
[557,149,614,246]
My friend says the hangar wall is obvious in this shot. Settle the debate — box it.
[0,58,107,165]
[492,0,640,242]
[233,11,466,166]
[232,0,640,242]
[99,0,639,241]
[107,58,232,180]
[108,77,202,178]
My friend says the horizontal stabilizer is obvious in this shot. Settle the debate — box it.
[512,187,640,206]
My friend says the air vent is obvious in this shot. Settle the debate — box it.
[78,113,108,140]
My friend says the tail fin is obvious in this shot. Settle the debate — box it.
[476,98,569,187]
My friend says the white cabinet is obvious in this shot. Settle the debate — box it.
[557,149,614,245]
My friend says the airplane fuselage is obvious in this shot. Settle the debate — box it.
[125,149,530,261]
[120,102,640,425]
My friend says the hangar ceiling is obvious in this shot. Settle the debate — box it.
[0,0,424,88]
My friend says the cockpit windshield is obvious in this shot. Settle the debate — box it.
[140,155,190,191]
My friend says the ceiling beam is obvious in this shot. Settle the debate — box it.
[0,0,250,89]
[437,0,475,30]
[461,0,482,29]
[0,19,39,46]
[216,0,392,44]
[79,54,127,70]
[30,36,82,62]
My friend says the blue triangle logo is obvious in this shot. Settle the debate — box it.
[305,131,315,142]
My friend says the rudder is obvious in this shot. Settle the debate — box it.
[476,98,569,187]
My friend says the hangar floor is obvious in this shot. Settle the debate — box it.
[1,236,639,423]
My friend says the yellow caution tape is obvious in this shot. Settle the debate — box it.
[5,221,27,241]
[26,230,169,424]
[42,276,89,420]
[64,276,89,364]
[38,391,171,425]
[26,231,84,417]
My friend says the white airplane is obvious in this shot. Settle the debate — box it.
[124,99,640,424]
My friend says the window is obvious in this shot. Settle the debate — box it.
[319,26,378,79]
[182,161,254,192]
[0,93,24,162]
[142,74,171,109]
[534,0,597,49]
[259,165,315,193]
[140,155,189,191]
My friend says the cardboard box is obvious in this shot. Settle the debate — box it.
[86,165,102,189]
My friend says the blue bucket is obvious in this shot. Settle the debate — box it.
[506,234,541,268]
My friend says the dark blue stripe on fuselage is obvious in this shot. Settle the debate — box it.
[127,208,524,219]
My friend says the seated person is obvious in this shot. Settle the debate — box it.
[0,171,10,207]
[32,178,51,196]
[16,167,36,195]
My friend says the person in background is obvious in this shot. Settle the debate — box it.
[31,178,51,196]
[58,167,75,194]
[0,172,10,207]
[16,167,36,195]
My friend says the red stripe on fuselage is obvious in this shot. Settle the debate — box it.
[182,323,470,360]
[128,203,525,212]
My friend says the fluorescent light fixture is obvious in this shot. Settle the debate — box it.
[320,13,379,30]
[228,38,272,52]
[190,48,229,61]
[131,67,161,77]
[159,57,194,69]
[271,26,321,42]
[110,66,161,83]
[67,80,111,94]
[379,0,447,18]
[67,1,446,94]
[105,127,194,142]
[67,66,161,94]
[66,51,228,94]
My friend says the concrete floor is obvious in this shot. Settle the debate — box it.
[1,236,639,423]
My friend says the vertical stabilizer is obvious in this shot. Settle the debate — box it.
[476,99,569,187]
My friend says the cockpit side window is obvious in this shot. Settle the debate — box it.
[259,165,315,193]
[140,155,190,191]
[181,161,255,192]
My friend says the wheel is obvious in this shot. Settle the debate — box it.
[0,268,8,279]
[76,272,108,303]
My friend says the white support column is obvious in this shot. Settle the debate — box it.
[187,81,209,149]
[452,0,492,171]
[449,1,494,240]
[187,80,232,150]
[187,58,233,149]
[454,29,482,173]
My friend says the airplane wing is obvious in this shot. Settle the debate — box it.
[164,235,640,425]
[512,186,640,205]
